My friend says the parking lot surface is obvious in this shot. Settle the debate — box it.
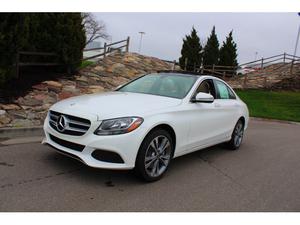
[0,119,300,211]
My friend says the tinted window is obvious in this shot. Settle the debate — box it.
[118,73,197,99]
[227,86,236,99]
[214,80,235,99]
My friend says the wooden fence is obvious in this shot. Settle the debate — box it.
[83,36,130,61]
[166,60,238,78]
[13,37,130,78]
[169,52,300,78]
[15,51,61,78]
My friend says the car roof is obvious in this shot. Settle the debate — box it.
[157,70,202,77]
[156,70,222,80]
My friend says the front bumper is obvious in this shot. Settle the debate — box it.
[42,115,146,170]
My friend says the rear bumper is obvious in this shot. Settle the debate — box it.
[42,116,146,170]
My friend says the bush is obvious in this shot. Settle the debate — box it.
[0,13,86,87]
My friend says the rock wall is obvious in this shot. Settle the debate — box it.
[227,62,300,90]
[2,51,298,128]
[0,52,173,128]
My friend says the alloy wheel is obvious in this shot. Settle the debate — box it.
[144,135,172,178]
[233,121,244,147]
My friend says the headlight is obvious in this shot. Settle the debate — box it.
[94,117,144,135]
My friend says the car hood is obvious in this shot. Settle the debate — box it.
[50,91,182,121]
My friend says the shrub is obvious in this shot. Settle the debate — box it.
[0,13,86,87]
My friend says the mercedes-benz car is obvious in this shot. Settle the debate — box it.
[42,71,249,181]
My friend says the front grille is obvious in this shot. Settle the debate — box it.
[49,134,85,152]
[49,110,91,136]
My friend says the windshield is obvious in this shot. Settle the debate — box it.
[117,73,198,99]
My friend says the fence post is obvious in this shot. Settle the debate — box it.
[261,58,264,69]
[290,60,294,75]
[103,42,107,58]
[172,60,176,71]
[126,36,130,52]
[264,77,267,88]
[16,52,20,79]
[283,52,286,63]
[243,74,248,88]
[212,64,215,73]
[184,58,188,71]
[222,72,225,79]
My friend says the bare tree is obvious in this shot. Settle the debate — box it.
[82,13,109,46]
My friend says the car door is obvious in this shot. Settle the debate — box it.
[184,79,226,152]
[212,79,240,140]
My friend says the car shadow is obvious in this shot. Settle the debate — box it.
[43,143,231,186]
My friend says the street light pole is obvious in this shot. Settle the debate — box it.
[138,31,145,53]
[199,49,204,73]
[293,13,300,58]
[254,51,258,61]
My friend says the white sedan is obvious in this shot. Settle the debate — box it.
[42,72,249,181]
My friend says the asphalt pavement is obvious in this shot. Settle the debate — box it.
[0,119,300,211]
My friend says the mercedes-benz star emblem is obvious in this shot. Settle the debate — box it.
[57,115,67,132]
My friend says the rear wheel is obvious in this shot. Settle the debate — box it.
[227,119,244,150]
[135,129,173,182]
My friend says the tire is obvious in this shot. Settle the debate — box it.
[226,119,244,150]
[135,129,174,182]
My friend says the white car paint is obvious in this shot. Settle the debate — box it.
[42,74,249,170]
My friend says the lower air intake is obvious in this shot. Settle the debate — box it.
[91,150,124,164]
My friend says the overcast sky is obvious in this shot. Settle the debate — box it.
[95,13,300,64]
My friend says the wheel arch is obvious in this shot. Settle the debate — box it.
[239,116,245,126]
[140,123,177,156]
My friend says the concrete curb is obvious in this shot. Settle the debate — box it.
[0,126,43,139]
[1,136,43,146]
[250,117,300,126]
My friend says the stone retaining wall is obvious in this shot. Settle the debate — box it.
[227,62,300,90]
[0,52,173,128]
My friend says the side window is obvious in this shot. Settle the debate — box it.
[227,86,236,99]
[214,80,230,99]
[195,79,216,98]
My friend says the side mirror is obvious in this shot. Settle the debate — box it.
[192,92,214,103]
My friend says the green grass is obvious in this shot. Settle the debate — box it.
[236,90,300,122]
[79,60,95,69]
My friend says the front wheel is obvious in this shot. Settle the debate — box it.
[135,129,173,182]
[227,119,244,150]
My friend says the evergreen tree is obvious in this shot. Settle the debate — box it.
[0,13,86,86]
[53,13,86,72]
[203,26,219,66]
[179,27,202,71]
[219,31,238,71]
[0,13,30,85]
